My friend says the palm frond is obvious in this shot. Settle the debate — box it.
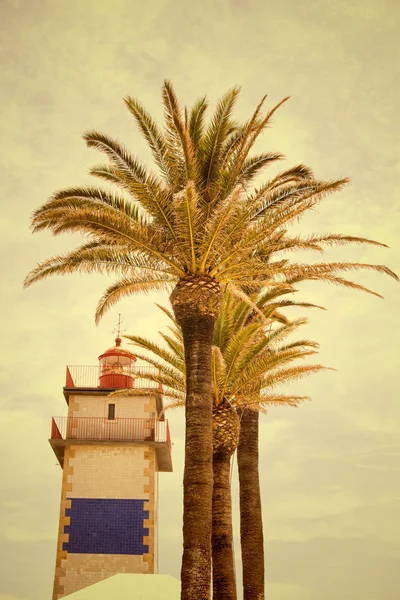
[23,243,172,288]
[222,96,287,184]
[263,299,326,312]
[247,96,290,147]
[260,363,330,390]
[229,295,254,332]
[110,386,186,405]
[160,396,186,410]
[154,302,176,324]
[124,95,174,186]
[30,200,185,275]
[172,181,202,271]
[265,164,315,190]
[166,323,183,343]
[228,344,318,397]
[233,361,327,398]
[268,232,390,255]
[220,122,252,167]
[263,318,309,348]
[224,94,268,165]
[200,86,241,194]
[214,255,281,282]
[275,339,319,352]
[213,293,236,351]
[256,285,298,306]
[162,80,198,183]
[212,346,226,406]
[235,393,310,409]
[208,184,333,272]
[88,166,177,237]
[226,283,275,325]
[301,233,389,250]
[124,334,184,372]
[110,388,159,398]
[240,152,284,183]
[188,95,209,150]
[31,186,145,225]
[159,331,185,360]
[90,164,136,191]
[135,358,185,390]
[219,321,261,398]
[95,276,174,323]
[250,177,350,221]
[276,262,399,295]
[83,130,148,182]
[198,186,243,270]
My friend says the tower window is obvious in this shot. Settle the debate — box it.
[107,404,116,420]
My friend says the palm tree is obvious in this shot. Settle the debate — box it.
[111,294,326,600]
[24,81,397,599]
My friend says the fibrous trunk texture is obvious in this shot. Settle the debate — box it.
[170,275,222,600]
[212,403,240,456]
[212,452,237,600]
[237,407,264,600]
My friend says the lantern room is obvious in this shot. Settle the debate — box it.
[98,336,137,389]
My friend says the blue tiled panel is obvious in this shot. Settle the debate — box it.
[63,498,149,555]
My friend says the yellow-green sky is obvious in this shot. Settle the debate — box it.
[1,0,399,599]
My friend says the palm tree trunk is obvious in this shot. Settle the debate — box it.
[212,453,237,600]
[237,407,264,600]
[171,275,222,600]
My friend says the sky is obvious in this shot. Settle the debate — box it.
[1,0,399,599]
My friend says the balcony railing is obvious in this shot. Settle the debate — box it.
[66,365,160,389]
[51,416,171,446]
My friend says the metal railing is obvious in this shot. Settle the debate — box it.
[65,365,160,389]
[51,416,170,445]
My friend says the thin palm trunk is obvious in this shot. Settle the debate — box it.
[212,453,237,600]
[237,407,264,600]
[171,275,222,600]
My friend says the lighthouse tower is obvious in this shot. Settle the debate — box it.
[49,337,172,599]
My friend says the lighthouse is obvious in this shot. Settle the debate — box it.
[49,336,172,599]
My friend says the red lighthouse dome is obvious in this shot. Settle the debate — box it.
[98,337,137,389]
